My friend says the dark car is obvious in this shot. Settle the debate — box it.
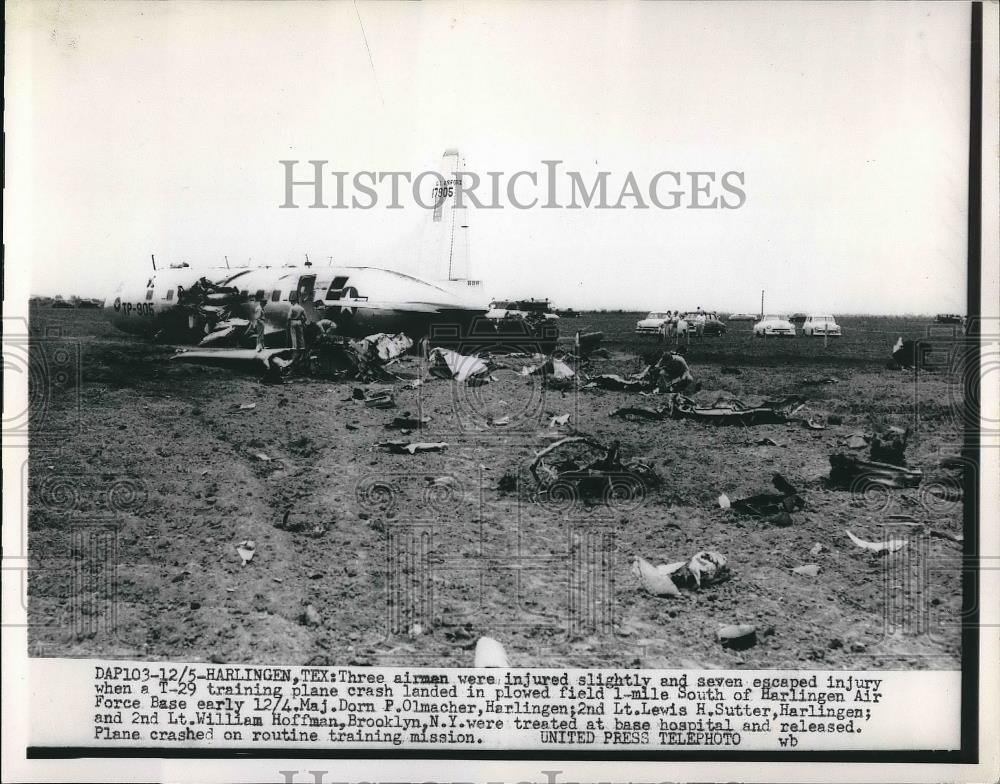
[683,312,727,335]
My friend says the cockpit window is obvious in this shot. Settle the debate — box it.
[271,290,281,302]
[165,289,174,301]
[145,289,154,300]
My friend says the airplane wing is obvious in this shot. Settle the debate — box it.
[323,298,450,314]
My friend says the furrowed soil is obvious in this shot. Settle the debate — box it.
[25,307,968,668]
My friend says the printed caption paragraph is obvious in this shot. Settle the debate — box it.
[26,663,958,751]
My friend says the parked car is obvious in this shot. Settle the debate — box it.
[682,312,727,335]
[727,313,758,322]
[789,313,808,326]
[935,313,964,325]
[753,314,796,337]
[635,312,671,334]
[802,314,842,337]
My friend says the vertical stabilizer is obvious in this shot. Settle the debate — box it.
[419,149,479,290]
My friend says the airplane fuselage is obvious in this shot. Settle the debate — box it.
[103,264,488,345]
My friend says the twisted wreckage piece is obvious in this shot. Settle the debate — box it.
[528,435,660,499]
[611,394,806,426]
[588,352,694,393]
[173,331,414,382]
[671,395,805,426]
[725,473,806,519]
[828,454,922,490]
[632,551,730,597]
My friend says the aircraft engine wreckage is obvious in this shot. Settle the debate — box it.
[528,435,661,503]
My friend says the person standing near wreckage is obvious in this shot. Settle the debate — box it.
[661,311,675,343]
[250,294,266,352]
[287,293,309,365]
[675,312,689,345]
[694,307,706,340]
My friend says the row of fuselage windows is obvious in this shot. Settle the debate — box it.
[146,288,297,303]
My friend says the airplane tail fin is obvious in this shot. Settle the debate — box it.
[418,149,480,291]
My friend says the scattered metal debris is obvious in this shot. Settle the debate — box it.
[729,474,805,520]
[846,434,869,449]
[236,540,256,566]
[429,347,490,383]
[828,454,922,489]
[363,391,396,409]
[474,637,510,667]
[845,528,907,554]
[610,405,668,421]
[670,394,805,426]
[870,425,909,466]
[378,441,449,455]
[386,414,430,430]
[351,332,413,364]
[631,556,682,597]
[529,435,660,499]
[927,528,963,545]
[520,355,575,380]
[632,551,730,597]
[676,551,730,589]
[717,624,758,650]
[587,373,649,391]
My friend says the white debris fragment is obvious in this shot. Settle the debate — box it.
[474,636,510,667]
[428,348,489,383]
[378,441,449,455]
[845,529,907,554]
[686,551,729,588]
[236,540,256,566]
[631,556,683,597]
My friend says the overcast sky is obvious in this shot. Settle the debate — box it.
[6,0,971,313]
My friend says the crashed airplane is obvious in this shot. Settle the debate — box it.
[104,264,487,346]
[100,150,550,359]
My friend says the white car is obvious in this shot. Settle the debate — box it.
[802,314,842,337]
[753,314,796,337]
[485,307,559,321]
[635,311,670,334]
